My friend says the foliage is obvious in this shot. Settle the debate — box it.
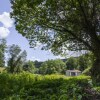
[0,39,6,67]
[0,67,6,73]
[34,60,43,68]
[65,52,94,71]
[23,60,36,73]
[0,73,99,100]
[7,44,27,73]
[10,0,100,82]
[82,67,91,75]
[77,53,94,71]
[10,0,100,54]
[66,57,77,70]
[0,72,99,100]
[39,59,66,74]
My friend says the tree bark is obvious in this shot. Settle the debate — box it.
[90,29,100,83]
[91,53,100,84]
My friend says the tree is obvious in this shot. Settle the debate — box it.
[0,39,6,67]
[23,60,36,73]
[34,60,42,68]
[39,59,66,75]
[66,57,77,70]
[7,44,27,73]
[78,55,89,71]
[10,0,100,82]
[78,53,93,71]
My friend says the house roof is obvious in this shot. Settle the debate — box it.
[66,70,81,72]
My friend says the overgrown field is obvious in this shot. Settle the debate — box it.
[0,72,100,100]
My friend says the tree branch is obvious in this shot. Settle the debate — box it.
[77,0,91,31]
[41,23,94,51]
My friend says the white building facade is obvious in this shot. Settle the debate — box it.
[66,70,81,76]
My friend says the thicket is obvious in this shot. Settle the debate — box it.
[0,72,99,100]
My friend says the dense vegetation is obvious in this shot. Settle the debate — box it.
[0,38,94,75]
[0,36,99,100]
[0,40,99,100]
[39,59,66,74]
[0,72,100,100]
[0,0,100,99]
[0,39,6,67]
[10,0,100,82]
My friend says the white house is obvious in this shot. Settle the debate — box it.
[66,70,81,76]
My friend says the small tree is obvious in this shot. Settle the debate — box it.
[7,44,27,73]
[0,39,6,67]
[66,57,77,70]
[23,60,36,73]
[78,53,93,71]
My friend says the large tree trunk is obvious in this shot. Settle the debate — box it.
[90,47,100,84]
[91,58,100,84]
[90,31,100,83]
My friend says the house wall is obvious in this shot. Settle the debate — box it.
[77,72,81,76]
[66,71,70,76]
[66,71,81,76]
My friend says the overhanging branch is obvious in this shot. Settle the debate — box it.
[39,23,94,51]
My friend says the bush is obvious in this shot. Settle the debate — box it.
[82,67,91,75]
[0,72,99,100]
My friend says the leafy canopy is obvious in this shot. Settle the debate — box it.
[10,0,100,55]
[66,57,77,70]
[39,59,66,74]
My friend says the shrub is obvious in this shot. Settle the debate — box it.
[0,73,99,100]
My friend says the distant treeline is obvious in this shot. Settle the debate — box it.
[0,39,93,75]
